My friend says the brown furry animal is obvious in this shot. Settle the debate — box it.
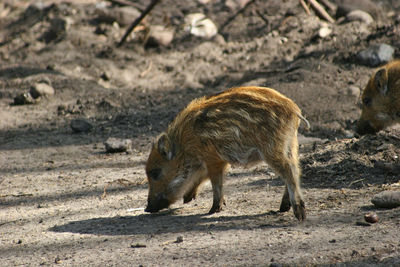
[145,86,309,221]
[357,60,400,135]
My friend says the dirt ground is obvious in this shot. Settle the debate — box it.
[1,0,400,266]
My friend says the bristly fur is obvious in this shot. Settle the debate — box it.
[357,60,400,135]
[145,86,307,221]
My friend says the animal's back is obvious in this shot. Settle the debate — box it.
[168,86,302,165]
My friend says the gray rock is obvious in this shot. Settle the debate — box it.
[13,92,36,105]
[346,10,374,25]
[95,6,140,26]
[146,25,174,47]
[347,85,360,98]
[104,137,132,153]
[335,0,381,19]
[30,83,55,99]
[371,191,400,209]
[357,44,395,67]
[71,118,93,133]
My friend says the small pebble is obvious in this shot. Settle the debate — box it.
[175,236,184,243]
[346,10,374,25]
[70,118,93,133]
[357,44,394,67]
[30,82,55,99]
[364,212,379,223]
[104,137,132,153]
[147,25,174,47]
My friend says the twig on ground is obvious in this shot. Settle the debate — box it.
[255,9,269,26]
[319,0,337,12]
[348,178,365,187]
[220,0,257,32]
[117,0,161,47]
[140,61,153,77]
[307,0,335,23]
[299,0,311,15]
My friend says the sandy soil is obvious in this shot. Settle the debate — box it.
[1,0,399,266]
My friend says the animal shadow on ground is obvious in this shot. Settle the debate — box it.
[49,211,290,236]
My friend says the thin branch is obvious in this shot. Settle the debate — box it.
[299,0,311,15]
[308,0,335,23]
[117,0,161,47]
[220,0,257,32]
[319,0,337,12]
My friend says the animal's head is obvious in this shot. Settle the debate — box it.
[356,67,395,135]
[145,133,183,213]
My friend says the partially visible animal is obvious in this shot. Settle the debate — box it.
[357,60,400,135]
[145,86,309,221]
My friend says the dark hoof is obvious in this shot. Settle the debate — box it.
[279,201,291,213]
[208,205,223,214]
[293,201,306,221]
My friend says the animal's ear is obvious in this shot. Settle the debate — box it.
[155,133,175,160]
[374,68,389,95]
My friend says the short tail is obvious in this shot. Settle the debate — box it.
[297,113,310,130]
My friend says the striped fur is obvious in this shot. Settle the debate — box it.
[145,86,307,221]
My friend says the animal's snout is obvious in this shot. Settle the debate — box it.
[145,195,170,213]
[356,119,377,135]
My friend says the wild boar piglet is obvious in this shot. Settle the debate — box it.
[357,60,400,135]
[145,86,309,221]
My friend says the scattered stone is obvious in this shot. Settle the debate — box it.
[345,10,374,25]
[347,85,360,98]
[335,0,380,19]
[364,212,379,223]
[30,82,55,99]
[174,236,184,243]
[185,13,218,39]
[104,137,132,153]
[13,92,36,105]
[318,26,332,38]
[54,257,62,264]
[95,6,141,26]
[146,25,174,47]
[356,44,395,67]
[70,118,93,133]
[371,191,400,209]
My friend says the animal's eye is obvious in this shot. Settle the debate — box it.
[363,97,372,107]
[148,168,162,181]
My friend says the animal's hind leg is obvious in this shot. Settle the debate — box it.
[207,161,229,214]
[266,135,306,221]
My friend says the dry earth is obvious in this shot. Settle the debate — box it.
[1,0,399,266]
